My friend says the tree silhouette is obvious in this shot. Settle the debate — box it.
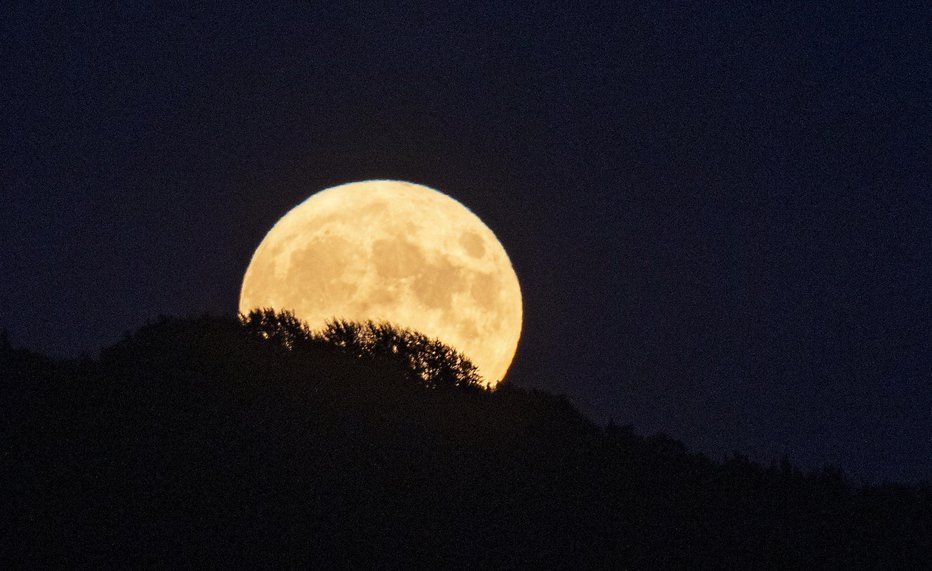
[320,319,483,389]
[239,307,315,350]
[239,309,483,390]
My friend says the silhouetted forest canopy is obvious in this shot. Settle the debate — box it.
[241,308,483,389]
[2,312,930,568]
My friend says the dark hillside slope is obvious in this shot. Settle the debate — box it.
[2,315,930,568]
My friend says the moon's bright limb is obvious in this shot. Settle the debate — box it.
[239,180,522,386]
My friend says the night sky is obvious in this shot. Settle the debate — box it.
[3,3,930,484]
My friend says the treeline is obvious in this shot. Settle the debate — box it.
[1,312,930,568]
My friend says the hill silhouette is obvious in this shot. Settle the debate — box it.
[2,313,930,568]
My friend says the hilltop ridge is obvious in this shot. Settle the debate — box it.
[2,313,929,568]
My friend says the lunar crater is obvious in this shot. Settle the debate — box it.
[460,231,486,258]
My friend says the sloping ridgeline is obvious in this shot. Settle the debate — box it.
[2,312,930,568]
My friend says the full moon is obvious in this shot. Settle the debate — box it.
[239,180,522,386]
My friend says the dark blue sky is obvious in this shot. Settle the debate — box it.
[3,2,930,483]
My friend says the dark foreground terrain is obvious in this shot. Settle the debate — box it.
[2,314,930,568]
